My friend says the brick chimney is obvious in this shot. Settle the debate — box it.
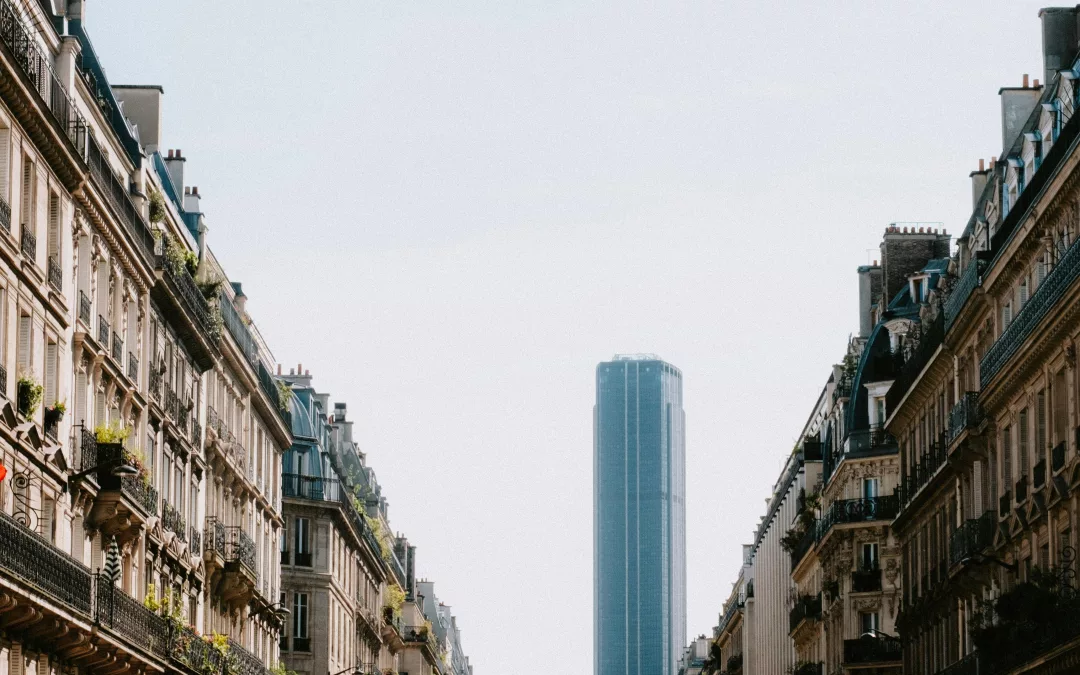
[879,226,951,309]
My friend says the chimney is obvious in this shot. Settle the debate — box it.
[183,185,201,213]
[1040,7,1080,89]
[112,86,164,153]
[165,149,186,198]
[880,227,952,309]
[970,159,990,210]
[857,261,883,338]
[1000,77,1042,150]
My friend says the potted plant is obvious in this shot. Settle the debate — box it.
[45,400,66,426]
[149,190,166,224]
[16,374,43,417]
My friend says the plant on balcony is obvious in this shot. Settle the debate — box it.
[270,663,298,675]
[383,584,406,619]
[366,513,394,563]
[198,274,224,301]
[149,190,166,224]
[276,379,293,412]
[143,584,162,612]
[44,400,65,426]
[95,421,131,444]
[16,374,42,417]
[781,491,820,552]
[971,566,1080,662]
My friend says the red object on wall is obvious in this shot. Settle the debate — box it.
[0,464,8,481]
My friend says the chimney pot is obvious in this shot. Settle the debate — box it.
[305,370,310,376]
[1034,78,1041,87]
[1024,73,1030,87]
[177,149,182,158]
[167,149,173,158]
[298,363,302,374]
[979,158,985,171]
[919,227,925,233]
[277,364,282,375]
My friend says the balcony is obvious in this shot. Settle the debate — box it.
[1016,475,1029,503]
[161,500,186,542]
[98,314,109,346]
[899,436,949,510]
[203,516,226,569]
[83,134,156,267]
[47,255,60,292]
[0,0,88,186]
[999,490,1012,519]
[789,594,822,634]
[78,290,90,325]
[789,521,819,570]
[111,332,123,363]
[885,312,945,414]
[851,566,882,593]
[981,236,1080,388]
[152,236,218,371]
[19,228,33,259]
[127,352,138,381]
[1054,441,1067,473]
[1034,458,1047,489]
[948,391,983,445]
[844,636,902,665]
[944,256,986,332]
[402,624,439,663]
[0,195,8,232]
[949,511,994,567]
[820,496,898,537]
[82,438,158,543]
[189,525,200,554]
[382,607,406,650]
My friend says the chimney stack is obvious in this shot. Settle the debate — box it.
[1040,7,1080,89]
[879,227,952,311]
[857,261,883,339]
[999,81,1041,151]
[183,185,201,213]
[165,149,186,198]
[970,159,990,210]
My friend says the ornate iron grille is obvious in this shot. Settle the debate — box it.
[95,577,170,657]
[78,290,91,325]
[205,516,226,557]
[127,352,138,381]
[948,392,983,445]
[111,333,123,362]
[0,509,92,613]
[162,501,186,541]
[225,526,257,575]
[19,229,34,259]
[0,194,9,233]
[189,525,201,553]
[97,314,109,346]
[46,255,61,292]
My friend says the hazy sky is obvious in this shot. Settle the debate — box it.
[91,2,1050,672]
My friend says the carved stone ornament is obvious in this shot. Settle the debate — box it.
[854,596,881,612]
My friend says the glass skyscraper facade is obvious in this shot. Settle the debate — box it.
[594,355,686,675]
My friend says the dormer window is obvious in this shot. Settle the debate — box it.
[1024,131,1043,171]
[1042,101,1061,144]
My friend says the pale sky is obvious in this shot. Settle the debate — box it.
[91,2,1049,672]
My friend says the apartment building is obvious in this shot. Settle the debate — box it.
[886,7,1080,673]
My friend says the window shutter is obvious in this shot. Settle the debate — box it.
[9,643,22,675]
[1038,389,1047,454]
[95,387,105,427]
[1003,304,1013,330]
[20,156,30,227]
[1038,257,1048,285]
[75,370,86,427]
[1003,427,1013,487]
[0,129,9,205]
[47,194,58,257]
[40,495,53,543]
[1020,410,1029,477]
[1020,280,1029,307]
[44,342,56,406]
[17,315,30,372]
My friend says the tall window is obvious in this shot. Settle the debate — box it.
[279,592,288,651]
[295,517,311,566]
[1037,389,1047,459]
[292,593,309,651]
[1019,410,1029,478]
[863,478,879,500]
[1003,425,1013,488]
[20,154,33,232]
[862,542,879,570]
[46,192,59,285]
[280,526,289,564]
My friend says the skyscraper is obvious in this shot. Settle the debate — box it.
[594,355,686,675]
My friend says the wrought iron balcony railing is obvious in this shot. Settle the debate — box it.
[47,255,61,292]
[944,257,986,332]
[789,594,822,633]
[1053,441,1067,473]
[204,516,226,558]
[84,134,156,266]
[120,475,158,516]
[162,501,186,541]
[225,525,258,577]
[0,508,91,613]
[97,314,109,346]
[0,0,87,154]
[948,391,983,445]
[95,577,169,657]
[0,195,9,233]
[949,511,995,566]
[156,236,218,346]
[820,496,898,537]
[981,236,1080,387]
[844,636,901,664]
[899,436,949,510]
[999,490,1012,518]
[19,229,34,259]
[851,566,882,593]
[78,290,90,325]
[0,363,7,399]
[1033,458,1047,489]
[189,525,201,553]
[1016,475,1029,503]
[111,332,123,363]
[127,352,138,381]
[148,367,162,400]
[219,290,259,366]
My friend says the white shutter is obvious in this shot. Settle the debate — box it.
[39,495,53,543]
[0,129,10,206]
[90,532,102,572]
[75,370,86,428]
[1003,304,1013,330]
[94,387,105,427]
[44,342,56,406]
[1037,258,1047,286]
[1020,280,1030,307]
[9,643,22,675]
[17,315,30,372]
[19,156,30,227]
[47,194,58,257]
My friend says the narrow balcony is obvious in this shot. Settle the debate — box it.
[203,515,226,574]
[1034,458,1047,490]
[97,314,109,347]
[1053,441,1067,473]
[218,525,259,609]
[19,228,34,260]
[851,566,882,593]
[80,430,159,544]
[78,290,90,326]
[950,511,995,569]
[898,435,950,512]
[152,235,218,371]
[111,332,123,364]
[981,236,1080,388]
[161,500,186,542]
[844,636,901,665]
[944,256,986,332]
[820,495,898,538]
[999,490,1012,519]
[382,607,405,651]
[1016,475,1029,503]
[127,352,138,381]
[0,195,9,233]
[402,624,440,664]
[788,521,819,570]
[789,593,822,634]
[47,254,60,292]
[947,391,983,446]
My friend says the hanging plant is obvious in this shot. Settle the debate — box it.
[16,374,43,417]
[276,380,292,412]
[149,190,167,224]
[94,421,131,444]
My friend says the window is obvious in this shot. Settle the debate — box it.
[860,610,880,636]
[279,592,288,651]
[20,153,33,231]
[17,313,30,373]
[1019,410,1029,478]
[280,526,289,564]
[862,542,879,570]
[875,398,886,427]
[292,593,309,651]
[1002,302,1013,330]
[863,478,879,500]
[1003,425,1013,489]
[46,192,58,286]
[1019,279,1029,308]
[294,517,311,567]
